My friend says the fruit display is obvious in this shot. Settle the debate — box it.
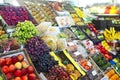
[0,49,41,80]
[105,69,120,80]
[70,13,84,25]
[25,36,58,73]
[103,27,120,41]
[55,16,75,27]
[87,23,98,34]
[66,41,78,53]
[0,29,8,41]
[41,35,58,51]
[25,36,51,57]
[54,51,85,78]
[71,27,86,40]
[96,44,112,60]
[0,19,8,41]
[66,40,88,58]
[49,1,63,11]
[40,3,57,24]
[12,20,38,44]
[101,40,111,51]
[92,54,111,71]
[62,2,75,13]
[89,5,120,14]
[1,1,120,80]
[0,38,20,52]
[60,28,77,41]
[24,2,49,23]
[81,39,98,54]
[46,65,72,80]
[78,59,93,71]
[112,57,120,74]
[112,19,120,24]
[41,34,67,51]
[74,7,86,18]
[0,6,37,26]
[33,53,58,73]
[66,64,81,80]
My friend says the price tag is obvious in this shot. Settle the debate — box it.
[87,61,92,66]
[68,42,75,46]
[92,70,97,76]
[74,51,81,56]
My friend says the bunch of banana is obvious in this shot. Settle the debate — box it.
[103,27,120,41]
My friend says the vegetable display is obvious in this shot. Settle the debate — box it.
[92,54,111,71]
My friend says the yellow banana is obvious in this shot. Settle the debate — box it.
[105,28,111,34]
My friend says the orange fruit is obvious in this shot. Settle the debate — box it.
[109,69,115,75]
[110,74,119,80]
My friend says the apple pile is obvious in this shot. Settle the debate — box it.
[0,6,37,26]
[0,54,40,80]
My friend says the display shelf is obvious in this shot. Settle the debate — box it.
[50,52,66,68]
[94,14,120,17]
[63,50,86,76]
[39,73,48,80]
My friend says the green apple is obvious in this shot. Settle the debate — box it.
[0,76,3,80]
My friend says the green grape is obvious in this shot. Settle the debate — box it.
[12,20,39,44]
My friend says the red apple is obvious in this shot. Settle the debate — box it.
[27,66,34,74]
[5,57,12,65]
[17,54,24,62]
[6,73,13,79]
[9,64,16,72]
[2,65,9,74]
[14,77,21,80]
[28,73,36,80]
[12,56,19,64]
[0,58,6,67]
[21,68,27,76]
[21,75,28,80]
[21,61,29,68]
[14,70,21,77]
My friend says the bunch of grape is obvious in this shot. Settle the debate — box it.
[25,36,51,57]
[12,20,38,44]
[33,53,58,73]
[46,65,71,80]
[25,36,57,73]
